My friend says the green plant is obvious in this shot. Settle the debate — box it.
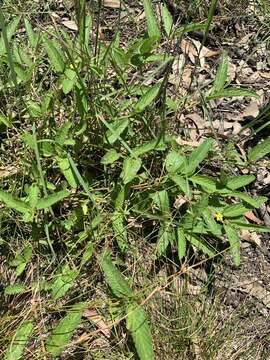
[0,1,269,359]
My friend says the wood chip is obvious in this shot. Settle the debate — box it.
[103,0,121,8]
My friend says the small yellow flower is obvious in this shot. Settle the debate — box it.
[215,212,223,222]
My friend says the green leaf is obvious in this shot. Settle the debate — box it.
[62,68,77,94]
[106,118,129,144]
[132,138,166,157]
[5,321,33,360]
[170,174,189,194]
[226,175,255,190]
[43,37,65,73]
[36,190,70,210]
[55,121,72,146]
[202,209,222,236]
[229,221,270,233]
[207,87,259,101]
[99,251,132,298]
[4,284,26,295]
[101,149,121,165]
[186,138,214,175]
[156,223,174,257]
[112,211,128,252]
[177,227,186,260]
[81,242,93,265]
[120,157,142,184]
[27,184,40,209]
[0,114,12,127]
[222,203,250,218]
[190,175,217,192]
[161,3,173,36]
[224,224,240,266]
[134,83,161,112]
[0,17,20,56]
[51,264,78,300]
[24,18,38,48]
[151,190,170,214]
[165,150,186,173]
[248,138,270,162]
[228,192,267,208]
[57,157,77,188]
[186,233,216,257]
[46,303,86,357]
[142,0,161,38]
[0,190,31,214]
[211,51,228,93]
[127,303,153,360]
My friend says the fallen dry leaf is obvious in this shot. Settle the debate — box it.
[239,229,262,246]
[244,211,263,224]
[174,194,187,209]
[103,0,121,8]
[242,100,259,118]
[61,20,78,31]
[0,166,19,178]
[259,71,270,79]
[84,309,110,338]
[191,39,220,59]
[185,113,204,129]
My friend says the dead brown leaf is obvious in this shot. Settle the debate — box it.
[242,100,259,118]
[0,166,19,179]
[61,20,78,31]
[173,195,187,209]
[245,211,263,224]
[240,229,262,246]
[259,71,270,79]
[84,309,110,338]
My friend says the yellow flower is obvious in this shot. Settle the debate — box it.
[215,212,223,222]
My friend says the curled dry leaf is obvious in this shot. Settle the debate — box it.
[181,39,220,67]
[83,309,110,338]
[61,20,78,31]
[244,211,263,224]
[239,229,262,247]
[103,0,121,8]
[259,71,270,79]
[173,194,187,209]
